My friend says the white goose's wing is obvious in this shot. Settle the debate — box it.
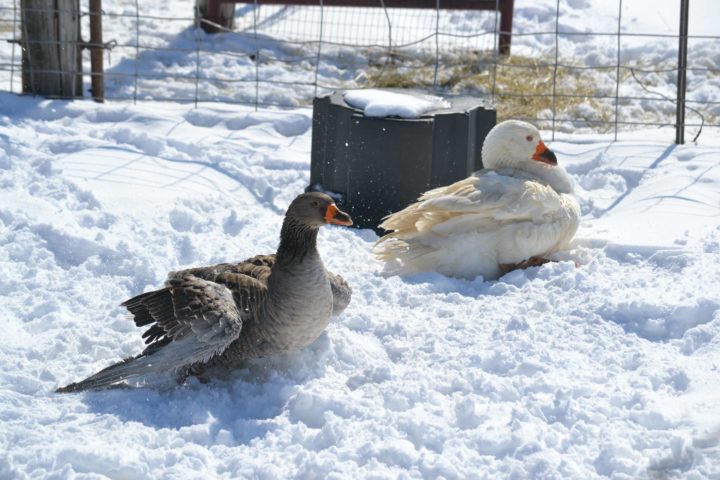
[375,169,576,278]
[378,169,564,240]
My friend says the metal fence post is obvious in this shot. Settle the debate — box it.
[675,0,689,144]
[498,0,514,55]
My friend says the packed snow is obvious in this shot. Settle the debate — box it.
[1,0,720,479]
[1,90,719,479]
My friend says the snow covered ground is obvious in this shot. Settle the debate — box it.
[1,0,720,478]
[1,90,719,478]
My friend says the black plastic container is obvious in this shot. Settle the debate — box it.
[307,90,496,232]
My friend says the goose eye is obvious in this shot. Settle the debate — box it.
[312,201,320,207]
[526,135,534,142]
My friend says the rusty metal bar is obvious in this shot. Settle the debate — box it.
[675,0,689,144]
[202,0,514,54]
[226,0,503,8]
[89,0,104,102]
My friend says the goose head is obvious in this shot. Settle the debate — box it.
[276,193,352,264]
[480,120,574,194]
[481,120,557,170]
[286,192,353,229]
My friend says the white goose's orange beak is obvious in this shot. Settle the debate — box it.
[532,140,558,166]
[324,204,353,226]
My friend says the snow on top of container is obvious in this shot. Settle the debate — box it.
[343,89,450,118]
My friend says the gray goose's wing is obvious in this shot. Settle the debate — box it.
[124,272,266,367]
[224,254,352,314]
[166,255,275,285]
[229,253,351,314]
[328,271,352,315]
[56,269,268,392]
[230,254,275,283]
[177,254,350,314]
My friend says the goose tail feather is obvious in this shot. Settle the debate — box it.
[55,354,154,393]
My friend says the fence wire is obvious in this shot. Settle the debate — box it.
[1,1,719,140]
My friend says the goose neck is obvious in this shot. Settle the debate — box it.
[275,218,320,266]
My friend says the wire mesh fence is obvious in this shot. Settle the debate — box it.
[1,0,719,141]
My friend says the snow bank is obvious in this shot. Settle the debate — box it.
[3,0,718,130]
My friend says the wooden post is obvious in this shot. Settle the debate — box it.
[89,0,104,102]
[21,0,82,97]
[197,0,235,33]
[499,0,514,55]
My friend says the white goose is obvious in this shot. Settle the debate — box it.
[374,120,580,280]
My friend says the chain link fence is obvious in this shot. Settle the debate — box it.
[1,0,719,141]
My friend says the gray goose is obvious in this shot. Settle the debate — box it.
[57,193,353,393]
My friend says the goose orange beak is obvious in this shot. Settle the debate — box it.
[325,204,353,226]
[532,140,558,166]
